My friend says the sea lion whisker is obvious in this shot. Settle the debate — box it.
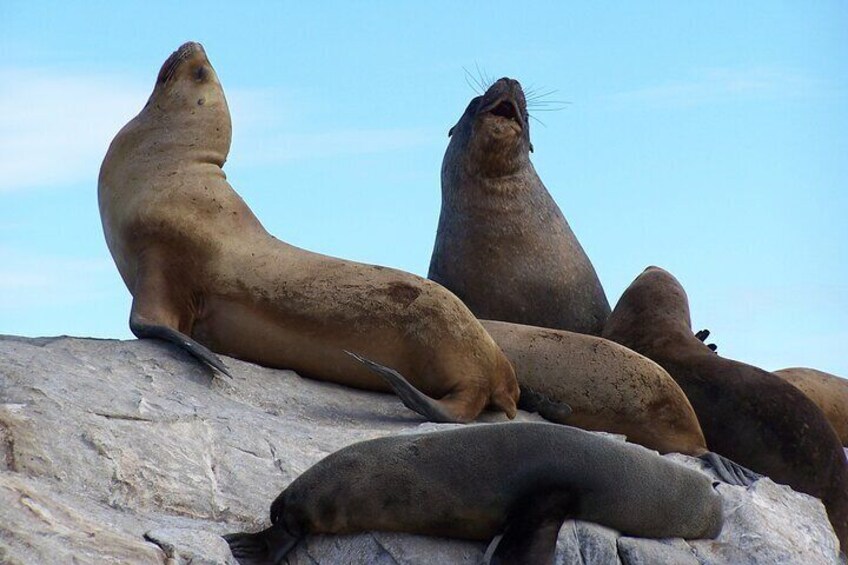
[462,66,484,94]
[475,62,494,91]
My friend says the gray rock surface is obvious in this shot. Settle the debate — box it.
[0,335,841,564]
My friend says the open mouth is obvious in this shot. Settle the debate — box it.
[488,100,520,123]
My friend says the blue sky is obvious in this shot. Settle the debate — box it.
[1,2,846,374]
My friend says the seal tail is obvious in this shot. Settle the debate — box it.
[517,387,573,424]
[223,526,299,565]
[344,350,464,423]
[484,490,576,565]
[130,314,233,379]
[699,452,762,487]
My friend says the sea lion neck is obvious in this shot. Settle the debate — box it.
[136,41,232,167]
[445,77,532,179]
[603,267,698,356]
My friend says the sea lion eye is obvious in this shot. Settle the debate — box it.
[195,66,208,82]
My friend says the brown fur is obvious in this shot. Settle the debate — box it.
[429,78,610,336]
[774,367,848,446]
[97,42,518,423]
[603,266,848,549]
[226,423,723,564]
[482,319,707,455]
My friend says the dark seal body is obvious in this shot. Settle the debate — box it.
[428,78,610,336]
[603,266,848,549]
[97,42,519,423]
[774,367,848,446]
[225,423,722,564]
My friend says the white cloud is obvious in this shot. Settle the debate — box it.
[0,67,439,193]
[230,126,439,166]
[0,246,116,309]
[607,67,832,108]
[0,68,149,192]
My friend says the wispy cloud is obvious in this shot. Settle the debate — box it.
[607,67,834,108]
[0,68,439,193]
[230,127,440,166]
[0,68,148,193]
[0,246,116,309]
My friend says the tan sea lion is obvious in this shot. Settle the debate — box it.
[774,367,848,446]
[428,77,610,336]
[224,423,723,565]
[97,41,519,424]
[602,266,848,549]
[480,319,707,455]
[359,318,755,485]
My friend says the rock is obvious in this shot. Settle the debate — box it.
[0,335,842,564]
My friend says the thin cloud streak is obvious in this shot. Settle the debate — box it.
[0,246,116,310]
[607,67,834,108]
[0,68,438,193]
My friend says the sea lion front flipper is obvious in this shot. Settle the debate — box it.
[223,525,300,565]
[131,313,232,378]
[345,351,464,423]
[518,387,573,424]
[484,490,575,565]
[699,452,762,487]
[129,259,232,378]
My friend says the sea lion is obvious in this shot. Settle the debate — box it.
[602,266,848,549]
[97,41,520,424]
[480,319,707,455]
[774,367,848,446]
[428,77,610,336]
[224,423,723,565]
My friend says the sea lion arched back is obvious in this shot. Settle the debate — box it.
[429,77,610,335]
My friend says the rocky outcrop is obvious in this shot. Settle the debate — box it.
[0,335,841,564]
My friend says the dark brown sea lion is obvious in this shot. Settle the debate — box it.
[428,77,610,336]
[602,266,848,549]
[224,423,723,565]
[97,41,519,423]
[774,367,848,446]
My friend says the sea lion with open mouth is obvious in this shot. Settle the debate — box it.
[429,78,610,335]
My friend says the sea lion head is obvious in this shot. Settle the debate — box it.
[446,77,532,177]
[603,266,695,353]
[143,41,231,161]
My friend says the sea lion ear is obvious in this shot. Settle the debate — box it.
[448,125,455,137]
[529,142,534,153]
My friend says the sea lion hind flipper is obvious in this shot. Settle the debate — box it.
[130,314,232,379]
[518,387,572,424]
[484,490,575,565]
[699,452,762,487]
[344,350,462,423]
[223,526,299,565]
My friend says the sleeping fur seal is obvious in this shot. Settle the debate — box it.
[97,42,519,424]
[429,77,610,335]
[224,422,723,564]
[774,367,848,446]
[602,266,848,549]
